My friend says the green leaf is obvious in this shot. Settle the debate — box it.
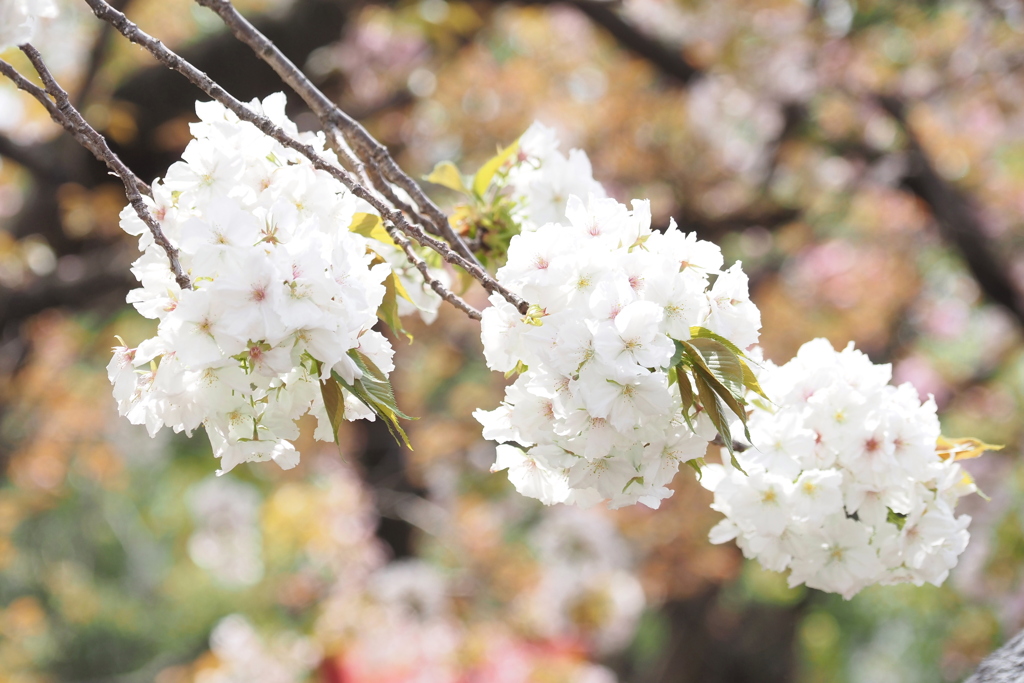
[332,350,415,449]
[378,271,413,343]
[391,269,415,304]
[622,476,644,493]
[740,358,770,401]
[669,339,686,368]
[686,337,745,399]
[504,359,528,379]
[681,338,752,442]
[675,365,697,433]
[686,328,771,402]
[349,212,395,246]
[472,140,519,198]
[689,326,747,357]
[693,363,750,440]
[692,371,728,449]
[886,508,907,531]
[319,374,346,444]
[352,350,413,418]
[425,160,470,195]
[692,371,745,473]
[686,457,707,479]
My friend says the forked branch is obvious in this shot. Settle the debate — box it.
[0,48,191,290]
[83,0,528,314]
[192,0,483,268]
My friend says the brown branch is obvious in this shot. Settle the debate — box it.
[84,0,528,315]
[382,224,483,321]
[876,95,1024,330]
[513,0,701,85]
[7,46,191,291]
[192,0,484,271]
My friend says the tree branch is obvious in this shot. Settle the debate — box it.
[510,0,701,85]
[192,0,485,271]
[966,628,1024,683]
[0,246,135,331]
[564,0,702,85]
[84,0,528,315]
[5,46,191,291]
[876,95,1024,330]
[382,222,483,321]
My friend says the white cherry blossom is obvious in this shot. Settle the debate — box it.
[703,338,977,598]
[109,94,401,474]
[477,125,762,509]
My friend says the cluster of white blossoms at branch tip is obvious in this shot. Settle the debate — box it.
[476,126,761,508]
[703,339,976,599]
[0,0,58,51]
[108,93,409,474]
[506,122,607,229]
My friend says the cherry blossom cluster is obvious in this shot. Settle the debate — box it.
[0,0,57,51]
[476,134,762,507]
[505,122,607,229]
[703,339,976,599]
[108,93,399,474]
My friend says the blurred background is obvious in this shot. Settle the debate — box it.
[1,0,1023,681]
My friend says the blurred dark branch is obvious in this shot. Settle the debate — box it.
[760,102,808,191]
[193,0,482,269]
[642,588,809,683]
[14,45,190,288]
[75,0,135,106]
[112,0,358,180]
[359,419,428,558]
[0,132,60,181]
[0,247,134,332]
[877,95,1024,330]
[563,0,702,85]
[675,206,800,242]
[512,0,702,85]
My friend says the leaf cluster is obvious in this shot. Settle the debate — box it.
[319,349,414,450]
[671,327,768,472]
[426,140,523,267]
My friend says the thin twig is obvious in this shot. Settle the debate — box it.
[84,0,528,314]
[322,126,479,319]
[383,225,482,321]
[191,0,484,269]
[0,52,190,291]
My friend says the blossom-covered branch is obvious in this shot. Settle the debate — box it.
[83,0,527,314]
[192,0,482,268]
[0,50,191,290]
[381,223,483,321]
